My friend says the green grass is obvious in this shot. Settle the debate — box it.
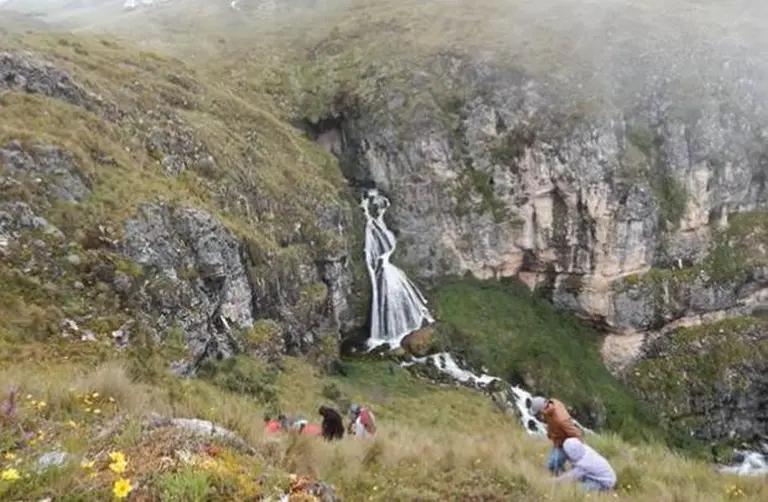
[428,276,660,442]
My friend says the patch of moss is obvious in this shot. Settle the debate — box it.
[243,319,282,348]
[489,126,536,172]
[454,166,508,222]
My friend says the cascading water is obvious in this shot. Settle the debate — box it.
[361,188,434,350]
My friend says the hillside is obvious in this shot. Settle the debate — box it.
[0,0,767,500]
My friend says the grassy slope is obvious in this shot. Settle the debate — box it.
[430,277,659,443]
[0,27,351,352]
[2,355,767,502]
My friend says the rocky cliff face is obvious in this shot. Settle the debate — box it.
[0,43,363,373]
[313,53,768,349]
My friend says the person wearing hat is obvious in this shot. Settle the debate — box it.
[555,438,616,492]
[530,396,582,475]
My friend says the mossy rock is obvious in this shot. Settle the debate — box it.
[401,324,439,357]
[627,316,768,449]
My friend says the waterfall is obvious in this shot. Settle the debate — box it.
[360,189,434,350]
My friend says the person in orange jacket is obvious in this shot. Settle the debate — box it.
[530,396,583,475]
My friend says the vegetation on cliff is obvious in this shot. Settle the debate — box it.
[628,317,768,453]
[428,277,659,442]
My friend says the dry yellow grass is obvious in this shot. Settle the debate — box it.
[1,357,764,501]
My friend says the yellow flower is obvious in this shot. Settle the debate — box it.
[108,451,128,474]
[1,468,21,482]
[92,392,100,398]
[112,478,133,499]
[36,401,47,410]
[108,397,115,403]
[94,409,101,415]
[25,394,32,400]
[68,420,78,428]
[84,408,92,413]
[80,460,95,470]
[3,452,16,461]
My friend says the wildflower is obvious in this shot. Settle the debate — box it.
[108,397,115,403]
[29,400,37,407]
[93,409,101,415]
[3,452,16,461]
[68,420,78,428]
[92,392,100,398]
[112,478,133,499]
[108,451,128,474]
[80,459,95,469]
[25,394,32,400]
[1,468,21,482]
[84,408,92,413]
[36,401,47,411]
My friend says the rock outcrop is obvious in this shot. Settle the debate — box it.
[627,317,768,448]
[0,48,362,371]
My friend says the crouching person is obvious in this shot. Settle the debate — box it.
[530,396,582,475]
[555,438,616,492]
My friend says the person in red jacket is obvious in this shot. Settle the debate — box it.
[264,415,282,434]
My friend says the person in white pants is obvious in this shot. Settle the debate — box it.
[555,438,617,492]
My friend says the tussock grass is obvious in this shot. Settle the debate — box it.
[1,357,765,501]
